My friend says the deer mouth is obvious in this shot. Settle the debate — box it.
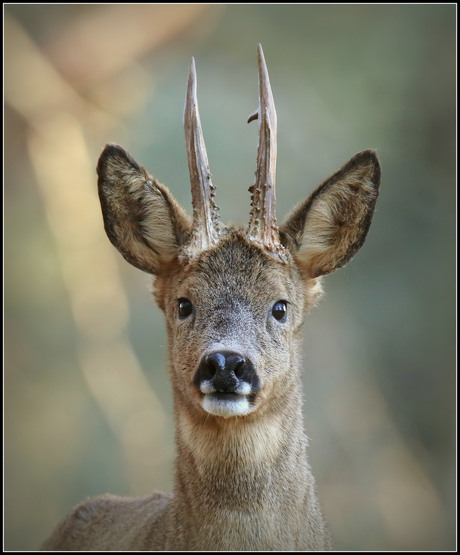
[193,351,260,418]
[209,392,243,402]
[201,391,256,418]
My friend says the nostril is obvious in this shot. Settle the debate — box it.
[200,355,220,381]
[193,352,226,387]
[205,352,227,375]
[232,357,246,378]
[193,351,250,393]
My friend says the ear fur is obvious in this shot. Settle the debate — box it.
[280,150,380,278]
[97,144,192,274]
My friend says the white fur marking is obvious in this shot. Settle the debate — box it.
[200,380,215,395]
[236,382,252,396]
[200,380,252,396]
[202,395,252,418]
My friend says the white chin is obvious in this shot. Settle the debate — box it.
[202,394,252,418]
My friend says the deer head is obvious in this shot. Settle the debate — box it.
[97,45,380,421]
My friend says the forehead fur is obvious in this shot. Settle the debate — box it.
[191,234,294,297]
[154,230,316,311]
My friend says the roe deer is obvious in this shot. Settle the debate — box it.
[43,45,380,551]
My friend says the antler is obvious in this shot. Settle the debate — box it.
[184,57,220,254]
[247,45,286,261]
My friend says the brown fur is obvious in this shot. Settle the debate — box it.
[43,132,379,549]
[97,144,192,274]
[280,149,380,277]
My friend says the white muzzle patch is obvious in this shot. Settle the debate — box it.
[200,380,253,418]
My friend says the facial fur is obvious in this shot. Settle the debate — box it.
[153,231,320,421]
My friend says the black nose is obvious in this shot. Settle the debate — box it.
[193,351,259,393]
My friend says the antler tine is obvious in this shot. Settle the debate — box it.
[184,57,220,253]
[247,44,285,261]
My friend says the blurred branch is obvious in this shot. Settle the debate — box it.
[5,11,176,493]
[5,13,115,131]
[42,5,220,88]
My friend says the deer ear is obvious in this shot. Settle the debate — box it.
[280,150,380,278]
[97,144,192,274]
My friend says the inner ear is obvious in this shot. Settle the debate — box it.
[97,144,192,275]
[280,150,380,278]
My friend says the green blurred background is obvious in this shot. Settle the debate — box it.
[4,4,456,551]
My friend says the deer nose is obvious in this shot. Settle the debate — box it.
[193,351,259,394]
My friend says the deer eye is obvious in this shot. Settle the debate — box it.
[178,298,193,319]
[272,300,288,322]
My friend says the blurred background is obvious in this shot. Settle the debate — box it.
[4,4,456,551]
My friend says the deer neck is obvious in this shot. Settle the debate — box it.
[167,378,314,549]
